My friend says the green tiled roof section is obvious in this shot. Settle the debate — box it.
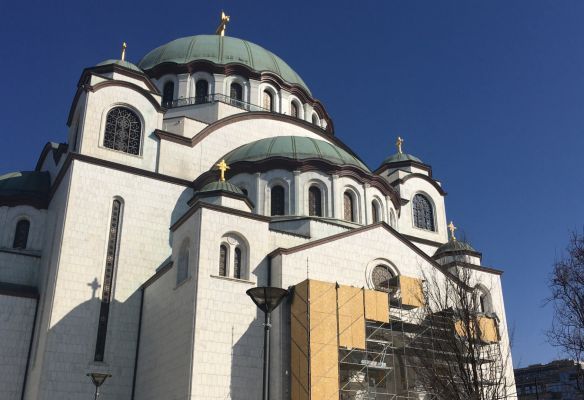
[198,180,244,195]
[96,59,143,72]
[223,136,370,172]
[138,35,311,94]
[0,171,50,197]
[434,240,477,257]
[382,153,423,164]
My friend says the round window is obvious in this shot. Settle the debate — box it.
[372,265,394,292]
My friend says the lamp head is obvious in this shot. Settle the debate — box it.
[246,286,288,313]
[87,372,112,387]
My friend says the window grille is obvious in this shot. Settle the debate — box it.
[263,91,273,111]
[372,265,394,292]
[234,247,242,279]
[309,186,322,217]
[196,80,209,104]
[344,192,355,222]
[162,81,174,107]
[230,83,243,101]
[219,245,227,276]
[13,220,30,249]
[271,185,285,216]
[103,107,141,155]
[290,102,299,117]
[413,194,435,231]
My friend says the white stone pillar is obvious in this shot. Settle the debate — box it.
[255,172,262,214]
[363,183,370,225]
[331,174,339,219]
[177,73,190,99]
[293,170,301,215]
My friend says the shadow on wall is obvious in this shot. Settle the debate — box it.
[169,187,195,247]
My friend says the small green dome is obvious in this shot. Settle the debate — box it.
[223,136,369,172]
[382,152,423,164]
[434,240,477,257]
[198,180,244,196]
[0,171,50,197]
[138,35,310,95]
[97,59,143,72]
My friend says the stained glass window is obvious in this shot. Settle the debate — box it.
[13,220,30,249]
[372,265,394,292]
[234,247,242,279]
[344,192,355,222]
[103,107,141,155]
[309,186,322,217]
[413,194,435,231]
[162,81,174,107]
[271,185,285,216]
[263,91,273,111]
[196,80,209,104]
[219,245,227,276]
[94,199,122,362]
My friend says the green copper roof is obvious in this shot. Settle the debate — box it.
[434,240,478,257]
[223,136,369,171]
[382,153,423,164]
[198,180,244,195]
[96,59,143,72]
[138,35,311,95]
[0,171,50,197]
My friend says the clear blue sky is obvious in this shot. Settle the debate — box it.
[1,0,582,368]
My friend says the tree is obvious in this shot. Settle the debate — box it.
[410,266,514,400]
[547,231,584,390]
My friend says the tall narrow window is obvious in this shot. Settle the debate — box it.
[413,194,435,231]
[290,102,299,117]
[271,185,285,216]
[344,192,355,222]
[195,79,209,104]
[312,114,319,125]
[372,201,380,223]
[94,199,123,362]
[219,245,227,277]
[230,82,243,102]
[13,219,30,249]
[103,107,141,155]
[263,91,273,111]
[390,209,396,228]
[162,81,174,107]
[308,186,322,217]
[177,242,189,284]
[234,247,242,279]
[479,294,486,313]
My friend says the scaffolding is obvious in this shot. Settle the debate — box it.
[289,277,508,400]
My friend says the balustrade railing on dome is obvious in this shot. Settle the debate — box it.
[164,93,269,112]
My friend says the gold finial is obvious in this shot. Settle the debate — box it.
[121,42,127,61]
[448,221,457,241]
[396,137,404,154]
[215,159,230,182]
[215,11,230,36]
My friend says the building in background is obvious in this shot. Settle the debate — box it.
[515,360,584,399]
[0,18,516,400]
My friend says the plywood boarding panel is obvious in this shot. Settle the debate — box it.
[478,316,499,343]
[308,280,339,400]
[337,286,366,350]
[400,276,425,308]
[291,280,310,400]
[364,289,389,323]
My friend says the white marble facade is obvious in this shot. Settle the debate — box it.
[0,33,516,399]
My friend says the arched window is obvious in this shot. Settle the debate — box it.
[219,245,228,277]
[234,247,242,279]
[312,114,319,125]
[476,287,492,313]
[195,80,209,104]
[177,242,189,284]
[271,185,285,216]
[308,186,322,217]
[162,81,174,107]
[13,219,30,249]
[103,107,141,155]
[230,82,243,102]
[343,191,355,222]
[290,101,299,117]
[413,194,435,231]
[263,91,273,111]
[372,201,381,223]
[372,265,395,292]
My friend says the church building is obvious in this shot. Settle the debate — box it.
[0,16,516,400]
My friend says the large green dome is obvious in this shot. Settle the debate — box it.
[223,136,369,171]
[138,35,310,95]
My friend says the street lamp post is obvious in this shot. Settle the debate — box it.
[86,372,111,400]
[246,286,288,400]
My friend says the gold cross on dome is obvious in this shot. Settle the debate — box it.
[216,159,230,182]
[448,221,457,241]
[121,42,127,61]
[396,137,404,154]
[215,11,230,36]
